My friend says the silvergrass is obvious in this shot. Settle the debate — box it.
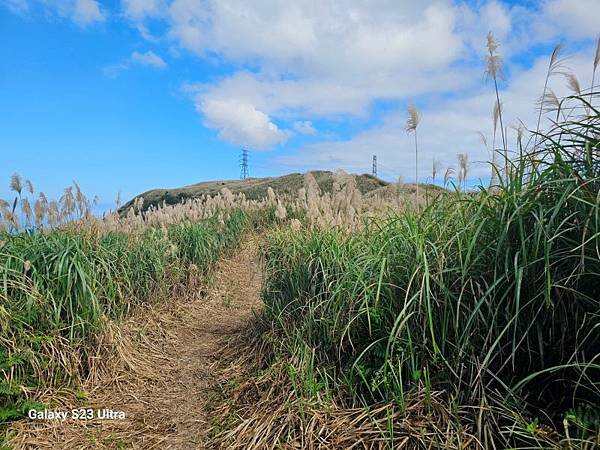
[406,104,421,204]
[534,43,564,153]
[457,152,468,191]
[591,35,600,109]
[431,159,441,186]
[486,32,507,159]
[256,94,599,449]
[0,190,262,422]
[444,166,455,186]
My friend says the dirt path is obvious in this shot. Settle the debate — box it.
[10,237,263,449]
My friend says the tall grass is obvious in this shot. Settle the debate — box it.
[0,208,251,422]
[259,94,599,447]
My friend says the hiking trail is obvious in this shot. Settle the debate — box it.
[10,237,263,449]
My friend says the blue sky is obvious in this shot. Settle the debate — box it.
[1,0,598,211]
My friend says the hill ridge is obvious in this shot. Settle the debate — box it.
[122,170,390,211]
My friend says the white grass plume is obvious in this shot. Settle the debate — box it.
[591,35,600,108]
[25,179,34,195]
[10,174,22,196]
[485,32,507,156]
[457,153,469,190]
[406,104,421,204]
[432,159,441,185]
[444,167,455,186]
[485,32,504,81]
[564,72,581,96]
[541,89,560,114]
[405,104,420,132]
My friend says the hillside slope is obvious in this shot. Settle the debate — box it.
[122,171,390,211]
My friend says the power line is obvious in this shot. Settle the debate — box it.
[240,149,249,180]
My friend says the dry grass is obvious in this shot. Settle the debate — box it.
[0,176,265,234]
[7,237,263,449]
[120,171,389,212]
[207,328,480,450]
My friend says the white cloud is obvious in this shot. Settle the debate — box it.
[458,0,513,56]
[159,1,493,149]
[471,0,600,57]
[293,121,316,135]
[280,50,596,182]
[164,0,462,77]
[157,0,597,154]
[5,0,598,176]
[131,50,167,69]
[191,67,471,121]
[122,0,164,20]
[121,0,165,40]
[72,0,104,26]
[2,0,105,25]
[121,0,469,124]
[544,0,600,39]
[104,50,167,77]
[200,99,289,150]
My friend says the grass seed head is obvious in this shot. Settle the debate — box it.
[564,72,581,95]
[406,104,420,132]
[540,88,560,113]
[444,166,455,185]
[485,32,504,81]
[10,173,22,196]
[20,198,32,226]
[25,179,34,195]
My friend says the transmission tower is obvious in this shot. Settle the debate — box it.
[240,149,249,180]
[372,154,378,177]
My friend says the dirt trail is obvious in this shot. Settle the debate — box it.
[10,237,263,449]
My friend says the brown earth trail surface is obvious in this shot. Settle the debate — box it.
[9,237,263,449]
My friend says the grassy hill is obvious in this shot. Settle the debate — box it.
[122,171,391,212]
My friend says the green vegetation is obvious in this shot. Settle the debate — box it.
[2,33,598,450]
[0,209,250,422]
[257,95,599,448]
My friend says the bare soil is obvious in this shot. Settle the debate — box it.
[9,237,263,449]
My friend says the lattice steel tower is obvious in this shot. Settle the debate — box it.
[240,149,249,180]
[372,154,378,177]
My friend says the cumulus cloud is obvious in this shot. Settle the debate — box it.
[194,67,473,120]
[90,1,600,171]
[120,0,474,149]
[200,99,289,150]
[280,51,596,181]
[164,0,462,77]
[163,0,598,164]
[4,0,595,176]
[161,1,595,158]
[139,1,526,151]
